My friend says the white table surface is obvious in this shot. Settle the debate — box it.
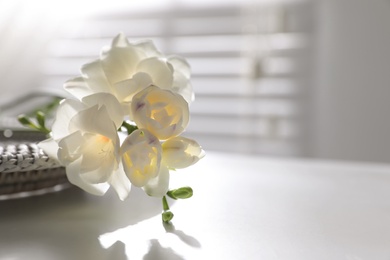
[0,152,390,260]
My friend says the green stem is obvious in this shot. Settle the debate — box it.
[162,195,170,211]
[162,196,174,222]
[18,115,50,134]
[120,121,138,135]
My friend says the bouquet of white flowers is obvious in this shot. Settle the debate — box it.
[31,33,204,222]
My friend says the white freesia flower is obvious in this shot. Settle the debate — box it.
[39,93,131,200]
[121,129,169,197]
[39,92,123,161]
[49,92,124,141]
[64,33,194,113]
[162,136,205,169]
[131,86,189,141]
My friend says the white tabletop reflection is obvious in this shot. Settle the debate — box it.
[1,152,390,259]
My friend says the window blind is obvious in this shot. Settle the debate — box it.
[41,1,312,157]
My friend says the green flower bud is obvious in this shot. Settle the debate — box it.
[162,211,174,222]
[167,187,193,200]
[18,114,34,126]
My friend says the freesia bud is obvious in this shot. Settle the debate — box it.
[131,86,189,140]
[167,187,193,200]
[162,211,174,222]
[121,129,162,187]
[162,136,205,169]
[17,115,35,128]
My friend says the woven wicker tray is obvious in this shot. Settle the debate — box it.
[0,130,69,199]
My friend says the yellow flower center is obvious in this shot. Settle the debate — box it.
[98,135,110,143]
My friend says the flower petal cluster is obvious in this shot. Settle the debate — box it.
[39,34,204,201]
[64,33,194,115]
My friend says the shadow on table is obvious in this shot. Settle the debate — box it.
[141,223,202,260]
[98,212,202,259]
[163,222,201,248]
[0,185,203,259]
[143,239,184,260]
[0,186,164,260]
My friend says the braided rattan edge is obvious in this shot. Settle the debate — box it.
[0,138,68,196]
[0,143,62,173]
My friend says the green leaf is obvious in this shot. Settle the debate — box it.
[18,114,50,134]
[167,187,193,200]
[35,111,50,134]
[36,111,46,128]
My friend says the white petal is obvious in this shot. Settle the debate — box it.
[82,93,124,129]
[66,157,110,196]
[143,164,170,198]
[108,162,131,201]
[168,55,191,78]
[81,60,112,93]
[69,104,119,142]
[134,40,162,57]
[63,76,94,100]
[114,72,153,103]
[122,155,150,187]
[57,130,84,165]
[51,99,85,140]
[111,33,130,48]
[121,102,132,119]
[38,138,60,162]
[79,161,114,184]
[173,72,194,104]
[136,57,173,89]
[78,134,117,184]
[167,56,194,103]
[121,129,162,187]
[101,44,142,85]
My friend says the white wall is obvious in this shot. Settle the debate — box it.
[311,0,390,163]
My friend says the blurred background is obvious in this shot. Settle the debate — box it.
[0,0,389,164]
